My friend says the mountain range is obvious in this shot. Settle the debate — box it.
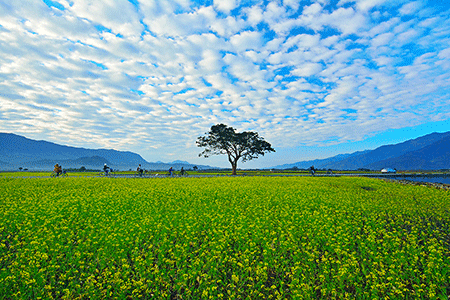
[1,131,449,171]
[0,133,214,171]
[274,131,450,171]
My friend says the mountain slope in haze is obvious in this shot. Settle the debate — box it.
[0,133,146,166]
[273,151,369,169]
[0,133,215,171]
[273,131,450,171]
[365,135,450,170]
[326,132,450,170]
[0,159,11,169]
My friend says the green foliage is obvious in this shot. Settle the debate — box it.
[197,124,275,175]
[0,177,449,299]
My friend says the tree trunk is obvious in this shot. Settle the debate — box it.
[231,161,237,175]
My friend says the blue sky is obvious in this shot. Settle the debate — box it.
[0,0,449,168]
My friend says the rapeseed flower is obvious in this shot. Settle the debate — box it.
[0,176,449,299]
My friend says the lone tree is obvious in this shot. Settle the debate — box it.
[197,124,275,175]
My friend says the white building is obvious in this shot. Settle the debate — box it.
[381,168,397,173]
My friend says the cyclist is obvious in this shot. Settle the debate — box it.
[180,167,186,176]
[54,164,62,177]
[169,167,173,176]
[137,164,144,176]
[103,163,110,176]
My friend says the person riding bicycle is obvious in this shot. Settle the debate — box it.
[169,167,173,176]
[103,163,110,175]
[137,164,144,176]
[180,167,186,175]
[54,164,62,176]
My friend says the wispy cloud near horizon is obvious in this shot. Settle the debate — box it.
[1,0,449,167]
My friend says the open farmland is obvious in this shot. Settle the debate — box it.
[0,177,449,299]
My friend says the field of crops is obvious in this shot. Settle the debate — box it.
[1,176,449,299]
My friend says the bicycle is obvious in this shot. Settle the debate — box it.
[135,170,148,177]
[99,169,114,177]
[50,170,68,178]
[168,171,188,177]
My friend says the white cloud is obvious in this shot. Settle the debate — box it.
[399,1,424,15]
[354,0,389,12]
[283,0,301,11]
[366,17,400,37]
[438,48,450,59]
[303,3,322,15]
[291,63,323,77]
[229,30,263,52]
[396,28,420,44]
[223,53,267,83]
[245,5,264,26]
[68,0,143,37]
[214,0,238,14]
[144,6,216,37]
[299,5,369,35]
[198,50,223,73]
[209,15,247,37]
[324,7,368,35]
[371,32,395,47]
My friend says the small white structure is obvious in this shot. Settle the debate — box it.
[381,168,396,173]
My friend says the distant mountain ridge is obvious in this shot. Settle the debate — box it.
[364,135,450,170]
[0,133,214,171]
[274,131,450,171]
[274,151,370,170]
[2,131,449,171]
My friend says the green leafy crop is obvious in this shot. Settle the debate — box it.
[0,177,449,299]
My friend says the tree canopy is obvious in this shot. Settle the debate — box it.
[196,124,275,175]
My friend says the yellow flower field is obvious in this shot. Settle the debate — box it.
[0,176,449,299]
